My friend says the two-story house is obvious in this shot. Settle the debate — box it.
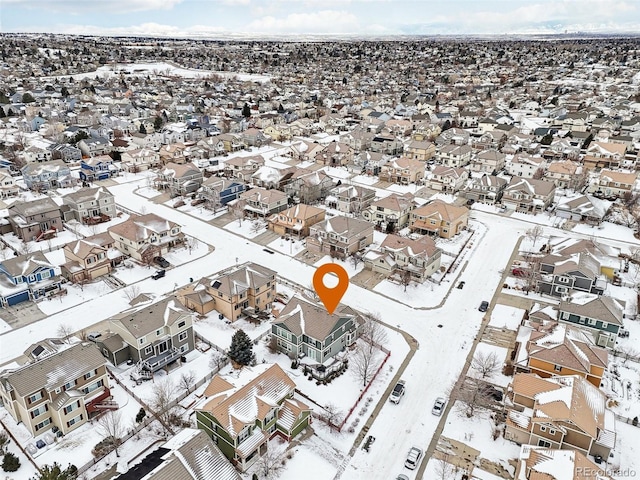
[314,141,354,166]
[21,160,74,191]
[177,262,277,320]
[50,143,82,163]
[506,153,547,179]
[306,216,374,259]
[543,159,581,189]
[268,204,326,238]
[470,149,506,174]
[224,155,265,181]
[588,169,637,199]
[462,175,507,205]
[514,445,614,480]
[108,213,184,263]
[0,170,20,198]
[364,234,442,283]
[107,295,195,372]
[583,141,627,170]
[362,192,415,231]
[283,169,334,204]
[61,186,115,225]
[79,155,118,182]
[555,195,607,225]
[199,178,247,211]
[155,162,204,197]
[0,342,112,437]
[409,199,469,239]
[61,232,121,283]
[250,166,296,190]
[505,373,616,460]
[239,187,288,218]
[0,251,64,307]
[557,295,624,350]
[272,296,363,363]
[537,252,606,298]
[428,165,469,193]
[435,144,473,168]
[378,157,424,185]
[405,140,436,161]
[121,148,161,172]
[195,363,311,472]
[8,196,62,242]
[502,176,556,214]
[328,185,376,214]
[77,137,112,157]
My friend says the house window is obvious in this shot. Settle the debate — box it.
[64,401,79,415]
[84,370,96,380]
[35,418,51,431]
[178,332,188,342]
[41,270,51,279]
[238,426,251,444]
[549,428,556,435]
[64,380,77,390]
[540,425,546,432]
[67,414,83,428]
[554,365,562,372]
[601,322,608,329]
[178,321,186,328]
[588,318,596,325]
[156,329,162,336]
[144,346,153,355]
[537,439,551,448]
[29,391,43,404]
[558,276,570,284]
[30,404,48,418]
[139,338,145,344]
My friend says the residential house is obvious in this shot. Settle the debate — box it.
[108,213,184,263]
[216,133,245,153]
[405,140,436,161]
[8,196,62,241]
[0,342,112,437]
[238,187,288,218]
[111,429,240,480]
[50,143,82,163]
[537,251,606,298]
[21,160,74,191]
[352,151,390,175]
[555,195,607,225]
[22,144,53,163]
[77,137,112,157]
[435,127,470,146]
[378,157,425,185]
[474,130,506,150]
[268,204,325,238]
[306,217,374,259]
[61,232,121,283]
[283,169,334,204]
[79,154,118,181]
[428,166,469,193]
[0,251,64,307]
[155,162,204,197]
[370,134,404,155]
[177,262,276,320]
[314,142,354,166]
[410,200,469,239]
[0,171,20,198]
[470,149,506,174]
[436,144,472,168]
[120,148,161,172]
[107,295,195,372]
[462,175,507,205]
[272,296,363,363]
[506,154,547,179]
[158,143,187,165]
[61,186,115,224]
[502,177,556,214]
[557,295,624,350]
[583,141,627,170]
[362,192,415,231]
[513,320,608,387]
[196,363,311,472]
[240,127,271,147]
[505,373,616,460]
[588,169,637,199]
[364,234,442,283]
[224,155,265,181]
[199,178,246,210]
[328,185,376,214]
[544,160,583,189]
[250,166,295,190]
[514,446,613,480]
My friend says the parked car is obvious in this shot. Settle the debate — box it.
[512,268,526,277]
[404,446,423,470]
[479,301,489,312]
[151,269,165,280]
[432,397,446,416]
[389,380,406,404]
[153,256,170,268]
[396,475,409,480]
[457,281,465,289]
[466,198,475,206]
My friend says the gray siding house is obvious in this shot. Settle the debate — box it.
[557,296,624,350]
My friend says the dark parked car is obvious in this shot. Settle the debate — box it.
[153,256,170,268]
[479,301,489,312]
[490,387,504,402]
[151,269,165,280]
[457,281,465,289]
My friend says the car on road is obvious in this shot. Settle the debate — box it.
[432,397,446,416]
[479,300,489,312]
[151,269,165,280]
[389,380,406,404]
[457,281,465,289]
[153,256,170,269]
[396,475,409,480]
[404,446,423,470]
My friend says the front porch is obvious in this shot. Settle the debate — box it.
[82,213,111,225]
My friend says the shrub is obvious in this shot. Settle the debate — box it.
[135,408,146,423]
[633,416,638,427]
[2,452,20,472]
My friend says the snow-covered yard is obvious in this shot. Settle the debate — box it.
[224,218,268,238]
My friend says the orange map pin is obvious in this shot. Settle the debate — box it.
[313,263,349,315]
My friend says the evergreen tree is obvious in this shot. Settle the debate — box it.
[0,107,5,118]
[2,452,20,472]
[228,329,254,366]
[60,86,69,97]
[241,102,251,118]
[153,116,163,131]
[540,133,554,145]
[139,123,147,134]
[30,462,77,480]
[22,92,35,103]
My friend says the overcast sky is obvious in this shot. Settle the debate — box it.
[1,0,639,37]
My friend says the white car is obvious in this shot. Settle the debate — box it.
[404,446,423,470]
[389,380,406,404]
[432,397,446,416]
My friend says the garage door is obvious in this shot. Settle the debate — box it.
[7,290,30,306]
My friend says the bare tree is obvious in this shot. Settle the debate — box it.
[526,225,544,249]
[185,236,198,255]
[351,343,379,387]
[97,411,125,457]
[323,402,344,428]
[455,379,495,418]
[256,444,286,479]
[208,350,226,373]
[471,351,501,379]
[532,168,545,180]
[360,311,388,353]
[615,346,640,365]
[122,284,141,303]
[349,252,363,270]
[179,370,196,394]
[250,220,264,235]
[230,199,246,226]
[433,454,457,480]
[150,378,177,435]
[399,269,412,292]
[20,241,33,256]
[56,324,74,344]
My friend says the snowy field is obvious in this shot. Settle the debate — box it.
[489,304,526,330]
[224,218,268,238]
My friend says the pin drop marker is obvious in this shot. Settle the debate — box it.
[313,263,349,315]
